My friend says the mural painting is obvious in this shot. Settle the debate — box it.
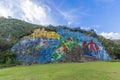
[11,28,111,64]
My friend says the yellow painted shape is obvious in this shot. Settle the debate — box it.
[25,28,60,39]
[64,41,71,49]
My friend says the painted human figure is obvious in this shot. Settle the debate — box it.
[83,41,88,55]
[88,40,96,54]
[95,44,99,54]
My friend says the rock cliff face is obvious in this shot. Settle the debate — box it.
[11,28,111,64]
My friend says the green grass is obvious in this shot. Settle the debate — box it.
[0,62,120,80]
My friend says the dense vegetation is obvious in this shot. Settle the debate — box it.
[0,18,120,65]
[0,18,41,64]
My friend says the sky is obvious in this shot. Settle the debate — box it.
[0,0,120,40]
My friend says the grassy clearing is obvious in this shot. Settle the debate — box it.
[0,62,120,80]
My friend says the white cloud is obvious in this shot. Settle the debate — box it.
[80,25,100,33]
[20,0,46,23]
[0,0,89,26]
[100,32,120,40]
[0,0,54,25]
[56,8,89,25]
[0,1,13,17]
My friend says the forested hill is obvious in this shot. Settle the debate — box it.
[0,18,120,62]
[0,18,43,51]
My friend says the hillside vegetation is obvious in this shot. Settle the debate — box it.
[0,18,120,65]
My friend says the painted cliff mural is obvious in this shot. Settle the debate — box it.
[11,28,111,64]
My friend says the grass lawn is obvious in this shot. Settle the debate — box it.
[0,62,120,80]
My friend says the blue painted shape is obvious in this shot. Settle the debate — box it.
[11,38,59,64]
[37,46,55,63]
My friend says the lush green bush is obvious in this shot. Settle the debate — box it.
[0,50,16,64]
